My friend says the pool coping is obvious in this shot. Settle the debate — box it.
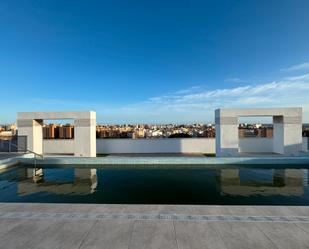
[0,154,33,170]
[2,153,309,169]
[16,154,309,165]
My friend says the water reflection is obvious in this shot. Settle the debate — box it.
[219,169,307,196]
[1,166,308,204]
[17,168,97,196]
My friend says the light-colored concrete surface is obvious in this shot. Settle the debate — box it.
[215,107,302,157]
[79,220,133,249]
[43,137,308,155]
[17,111,96,157]
[130,220,177,249]
[1,203,309,249]
[97,138,216,154]
[174,221,228,249]
[255,222,309,249]
[214,221,277,249]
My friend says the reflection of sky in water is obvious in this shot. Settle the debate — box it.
[43,168,75,182]
[0,166,308,205]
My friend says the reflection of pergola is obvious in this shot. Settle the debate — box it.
[17,112,96,157]
[18,168,97,195]
[220,169,305,196]
[215,108,302,157]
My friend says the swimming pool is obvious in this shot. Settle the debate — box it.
[1,164,309,205]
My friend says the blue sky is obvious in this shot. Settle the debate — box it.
[0,0,309,124]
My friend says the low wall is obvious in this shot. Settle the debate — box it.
[43,139,74,154]
[96,138,215,154]
[238,138,273,153]
[42,137,308,155]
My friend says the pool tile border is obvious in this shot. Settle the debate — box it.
[18,155,309,165]
[1,211,309,223]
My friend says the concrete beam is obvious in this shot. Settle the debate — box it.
[17,111,96,157]
[215,108,302,157]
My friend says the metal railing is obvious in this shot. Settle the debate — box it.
[10,143,44,159]
[0,135,43,160]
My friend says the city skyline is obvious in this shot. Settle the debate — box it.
[2,122,309,139]
[0,1,309,123]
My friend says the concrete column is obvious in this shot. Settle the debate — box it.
[282,116,302,155]
[74,111,96,157]
[273,115,302,155]
[273,116,284,154]
[215,109,238,157]
[17,111,97,157]
[216,108,302,157]
[17,119,43,154]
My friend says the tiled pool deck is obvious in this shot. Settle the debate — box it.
[1,154,309,248]
[1,203,309,249]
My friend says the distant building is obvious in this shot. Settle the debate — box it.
[59,124,74,139]
[43,124,59,139]
[132,129,145,139]
[238,126,273,138]
[260,127,273,138]
[42,124,74,139]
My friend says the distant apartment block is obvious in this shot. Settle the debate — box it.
[43,124,74,139]
[238,125,273,138]
[59,124,74,139]
[10,122,308,140]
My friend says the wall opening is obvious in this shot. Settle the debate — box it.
[238,116,273,154]
[43,119,74,139]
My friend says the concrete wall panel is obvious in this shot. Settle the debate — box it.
[41,137,306,155]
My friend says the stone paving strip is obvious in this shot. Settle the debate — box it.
[1,211,309,223]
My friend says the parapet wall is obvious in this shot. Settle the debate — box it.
[42,137,309,155]
[43,138,215,154]
[96,138,215,154]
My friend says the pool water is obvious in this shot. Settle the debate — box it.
[1,164,309,205]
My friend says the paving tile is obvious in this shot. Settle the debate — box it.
[0,218,25,236]
[79,220,133,249]
[1,204,309,249]
[256,222,309,249]
[174,220,227,249]
[0,219,95,249]
[34,220,96,249]
[259,206,303,216]
[288,206,309,216]
[215,221,277,249]
[0,219,59,249]
[157,204,195,214]
[123,204,161,214]
[223,206,270,216]
[129,220,177,249]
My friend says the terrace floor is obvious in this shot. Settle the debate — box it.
[1,203,309,249]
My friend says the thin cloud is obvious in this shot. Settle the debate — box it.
[107,74,309,123]
[281,62,309,71]
[27,73,309,123]
[224,78,245,83]
[284,73,309,81]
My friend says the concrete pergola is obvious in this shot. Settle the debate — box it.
[17,111,96,157]
[215,108,302,157]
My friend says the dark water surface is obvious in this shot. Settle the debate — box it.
[1,164,309,205]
